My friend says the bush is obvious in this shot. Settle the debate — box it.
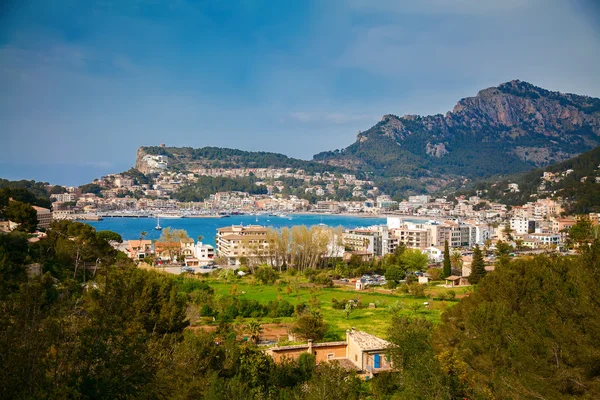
[427,267,443,281]
[447,290,456,300]
[254,265,279,285]
[313,273,333,287]
[408,283,425,297]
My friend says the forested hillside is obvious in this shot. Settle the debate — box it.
[459,145,600,213]
[136,146,349,175]
[174,176,268,202]
[2,218,600,398]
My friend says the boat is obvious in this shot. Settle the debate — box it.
[155,216,162,231]
[156,213,182,219]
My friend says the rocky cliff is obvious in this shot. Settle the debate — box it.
[314,80,600,180]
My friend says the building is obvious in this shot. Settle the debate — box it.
[127,240,153,260]
[510,217,535,235]
[376,195,398,211]
[180,238,195,258]
[194,241,215,263]
[216,225,269,266]
[50,193,76,203]
[422,246,444,263]
[392,225,429,249]
[155,242,179,261]
[114,176,133,188]
[343,228,375,253]
[32,206,52,229]
[267,328,391,379]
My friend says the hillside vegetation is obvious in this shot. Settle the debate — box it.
[460,145,600,213]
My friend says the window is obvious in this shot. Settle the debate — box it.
[327,353,334,360]
[354,355,358,362]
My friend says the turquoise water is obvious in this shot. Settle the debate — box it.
[86,214,386,246]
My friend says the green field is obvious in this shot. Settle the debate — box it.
[191,275,461,340]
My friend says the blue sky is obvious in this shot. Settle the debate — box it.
[1,0,600,185]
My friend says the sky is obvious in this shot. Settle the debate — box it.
[1,0,600,186]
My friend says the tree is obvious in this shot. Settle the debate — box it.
[400,248,429,271]
[566,215,595,251]
[254,265,279,285]
[385,264,406,282]
[292,309,326,341]
[443,240,451,278]
[435,248,600,399]
[158,227,190,260]
[48,185,67,194]
[96,230,123,243]
[302,361,362,400]
[450,250,463,273]
[4,201,38,232]
[246,321,263,345]
[344,302,353,320]
[502,223,514,241]
[387,316,453,398]
[468,245,486,284]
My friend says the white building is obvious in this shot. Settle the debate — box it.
[194,242,215,263]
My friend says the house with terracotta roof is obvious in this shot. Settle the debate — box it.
[266,328,392,379]
[127,240,153,260]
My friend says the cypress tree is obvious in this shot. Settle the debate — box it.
[443,240,451,278]
[469,245,486,284]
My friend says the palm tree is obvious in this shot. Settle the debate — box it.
[140,230,147,241]
[450,250,463,274]
[197,235,204,243]
[246,321,263,345]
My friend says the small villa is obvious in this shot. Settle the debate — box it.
[266,328,392,379]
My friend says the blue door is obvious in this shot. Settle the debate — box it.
[374,354,381,369]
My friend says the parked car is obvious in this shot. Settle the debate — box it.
[181,266,195,274]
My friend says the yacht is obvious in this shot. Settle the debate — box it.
[155,216,162,231]
[157,213,182,219]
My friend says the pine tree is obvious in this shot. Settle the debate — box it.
[469,245,486,284]
[443,240,451,278]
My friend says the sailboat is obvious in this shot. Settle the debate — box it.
[155,216,162,231]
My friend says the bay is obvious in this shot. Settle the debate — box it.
[86,214,386,246]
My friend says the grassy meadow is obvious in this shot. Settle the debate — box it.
[187,273,467,340]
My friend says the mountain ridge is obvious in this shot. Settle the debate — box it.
[314,80,600,183]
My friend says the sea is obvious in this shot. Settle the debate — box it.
[86,214,388,246]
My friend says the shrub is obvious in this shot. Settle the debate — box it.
[447,290,456,300]
[427,267,443,281]
[254,265,279,285]
[313,273,333,287]
[408,283,425,297]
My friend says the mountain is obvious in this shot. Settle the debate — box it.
[314,80,600,186]
[462,145,600,214]
[135,146,348,175]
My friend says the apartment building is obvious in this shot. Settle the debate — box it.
[50,193,76,203]
[194,241,215,262]
[32,206,52,229]
[216,225,269,266]
[392,225,429,249]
